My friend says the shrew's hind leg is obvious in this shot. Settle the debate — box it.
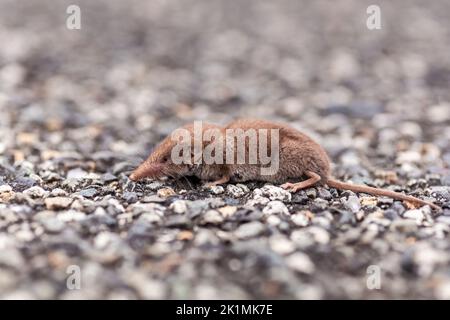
[281,171,321,193]
[204,174,230,187]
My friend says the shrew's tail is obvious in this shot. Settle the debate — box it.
[326,178,441,211]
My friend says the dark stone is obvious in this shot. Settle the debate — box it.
[123,191,138,203]
[13,177,37,191]
[317,188,332,200]
[102,173,118,183]
[291,192,309,204]
[79,188,97,198]
[383,209,400,220]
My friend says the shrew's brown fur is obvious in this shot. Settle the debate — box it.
[129,119,441,211]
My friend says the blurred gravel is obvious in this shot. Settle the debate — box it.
[0,0,450,299]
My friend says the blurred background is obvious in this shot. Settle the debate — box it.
[0,0,450,299]
[1,0,449,162]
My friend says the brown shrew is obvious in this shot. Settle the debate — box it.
[129,119,441,211]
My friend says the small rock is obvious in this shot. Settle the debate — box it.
[209,186,224,195]
[291,192,310,204]
[227,184,246,198]
[123,191,138,203]
[157,187,176,198]
[41,217,65,233]
[177,230,194,241]
[235,221,265,239]
[140,212,162,224]
[308,226,330,245]
[130,203,166,217]
[23,186,48,198]
[263,201,289,215]
[101,173,117,183]
[218,206,237,217]
[50,188,68,197]
[383,209,400,220]
[0,185,13,193]
[360,196,378,207]
[317,188,332,200]
[305,188,317,198]
[257,185,291,201]
[45,197,73,210]
[269,235,295,255]
[79,188,97,198]
[146,181,164,191]
[14,177,37,190]
[403,209,425,224]
[57,210,86,222]
[67,168,88,180]
[342,195,361,213]
[429,186,450,201]
[0,247,25,269]
[201,210,224,225]
[339,211,356,225]
[170,200,187,214]
[291,212,310,227]
[236,184,250,193]
[436,216,450,225]
[266,215,281,226]
[286,252,315,274]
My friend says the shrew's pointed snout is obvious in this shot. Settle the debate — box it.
[129,161,164,181]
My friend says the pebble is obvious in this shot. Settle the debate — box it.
[342,195,361,213]
[266,215,281,226]
[218,206,237,218]
[44,197,73,210]
[256,185,291,201]
[101,173,117,183]
[291,212,310,227]
[157,187,176,198]
[317,188,332,200]
[67,168,88,180]
[227,184,247,198]
[23,186,48,198]
[209,186,224,195]
[307,226,330,245]
[235,221,265,239]
[79,188,97,198]
[50,188,68,197]
[201,210,224,225]
[263,201,289,215]
[123,191,138,203]
[269,235,296,255]
[57,210,86,222]
[286,252,315,274]
[305,189,317,198]
[0,185,12,193]
[40,217,65,233]
[403,209,425,224]
[170,200,188,214]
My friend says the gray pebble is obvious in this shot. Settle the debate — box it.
[235,221,265,239]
